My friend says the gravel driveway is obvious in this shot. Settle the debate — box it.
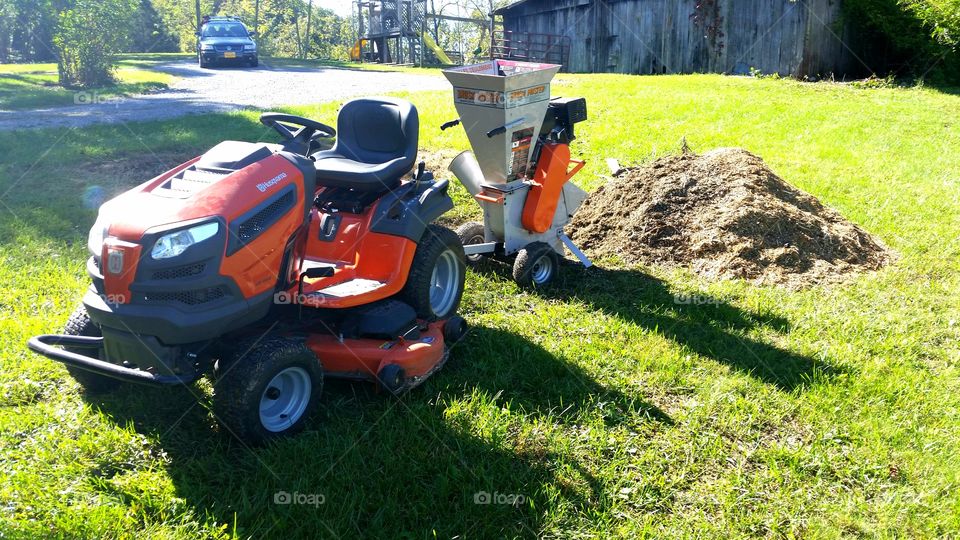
[0,60,448,131]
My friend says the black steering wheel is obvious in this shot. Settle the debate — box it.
[259,113,336,154]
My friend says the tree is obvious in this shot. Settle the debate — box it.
[0,0,61,63]
[844,0,960,81]
[54,0,138,87]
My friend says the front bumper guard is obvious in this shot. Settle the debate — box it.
[27,334,199,386]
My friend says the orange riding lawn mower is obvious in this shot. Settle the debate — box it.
[28,60,591,443]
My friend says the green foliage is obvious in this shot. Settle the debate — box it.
[902,0,960,47]
[53,0,139,87]
[149,0,352,60]
[0,0,60,62]
[844,0,960,81]
[129,0,179,53]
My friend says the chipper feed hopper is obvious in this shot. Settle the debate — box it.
[442,60,592,287]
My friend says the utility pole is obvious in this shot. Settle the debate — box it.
[254,0,260,36]
[195,0,201,31]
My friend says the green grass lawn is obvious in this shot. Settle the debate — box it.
[262,55,442,75]
[1,74,959,538]
[0,53,189,111]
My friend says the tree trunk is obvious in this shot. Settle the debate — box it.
[303,0,313,59]
[294,6,303,59]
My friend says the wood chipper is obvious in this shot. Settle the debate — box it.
[441,60,592,286]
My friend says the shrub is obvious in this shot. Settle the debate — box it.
[843,0,960,82]
[53,0,137,88]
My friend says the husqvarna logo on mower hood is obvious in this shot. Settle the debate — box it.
[257,172,287,192]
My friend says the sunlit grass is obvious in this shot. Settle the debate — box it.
[0,73,958,538]
[0,55,181,111]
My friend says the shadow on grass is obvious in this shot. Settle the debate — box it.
[84,324,670,538]
[474,258,842,391]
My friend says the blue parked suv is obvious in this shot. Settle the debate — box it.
[197,16,258,68]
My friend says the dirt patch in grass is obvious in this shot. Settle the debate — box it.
[74,151,195,189]
[569,148,893,287]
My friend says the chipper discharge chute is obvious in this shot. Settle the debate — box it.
[442,59,592,287]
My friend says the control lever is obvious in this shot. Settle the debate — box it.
[440,119,461,131]
[414,160,426,192]
[298,266,335,298]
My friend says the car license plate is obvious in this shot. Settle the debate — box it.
[224,51,236,58]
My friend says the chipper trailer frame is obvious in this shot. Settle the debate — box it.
[441,60,592,286]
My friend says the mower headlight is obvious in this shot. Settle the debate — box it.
[151,222,219,260]
[87,218,109,256]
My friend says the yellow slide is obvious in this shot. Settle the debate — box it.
[421,32,453,65]
[350,39,367,61]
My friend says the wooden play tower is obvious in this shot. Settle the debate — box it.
[353,1,427,66]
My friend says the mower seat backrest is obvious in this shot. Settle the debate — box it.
[313,97,418,193]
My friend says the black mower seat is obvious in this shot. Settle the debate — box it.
[313,97,418,193]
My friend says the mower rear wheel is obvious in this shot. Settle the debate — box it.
[455,221,486,264]
[400,225,466,321]
[213,337,322,444]
[513,242,560,288]
[62,305,120,394]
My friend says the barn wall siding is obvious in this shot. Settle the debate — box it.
[500,0,853,77]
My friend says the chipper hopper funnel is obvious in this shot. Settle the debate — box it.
[442,60,594,287]
[443,60,561,185]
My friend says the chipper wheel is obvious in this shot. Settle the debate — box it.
[213,337,323,444]
[513,242,560,288]
[400,225,466,321]
[455,221,486,265]
[62,304,120,394]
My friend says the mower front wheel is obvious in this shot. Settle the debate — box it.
[400,225,466,321]
[62,305,121,394]
[378,364,406,395]
[214,337,323,444]
[513,242,560,288]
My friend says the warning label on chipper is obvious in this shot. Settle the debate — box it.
[454,84,550,109]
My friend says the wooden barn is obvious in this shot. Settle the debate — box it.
[492,0,858,78]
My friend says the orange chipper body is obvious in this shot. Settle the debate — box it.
[521,143,586,234]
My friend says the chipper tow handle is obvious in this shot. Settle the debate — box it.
[440,119,461,131]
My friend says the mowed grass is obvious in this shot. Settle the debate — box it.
[0,74,959,538]
[0,53,188,111]
[262,56,443,75]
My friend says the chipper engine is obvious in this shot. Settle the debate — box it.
[441,60,592,286]
[28,97,468,443]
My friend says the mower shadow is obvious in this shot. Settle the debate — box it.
[473,258,840,391]
[85,324,666,538]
